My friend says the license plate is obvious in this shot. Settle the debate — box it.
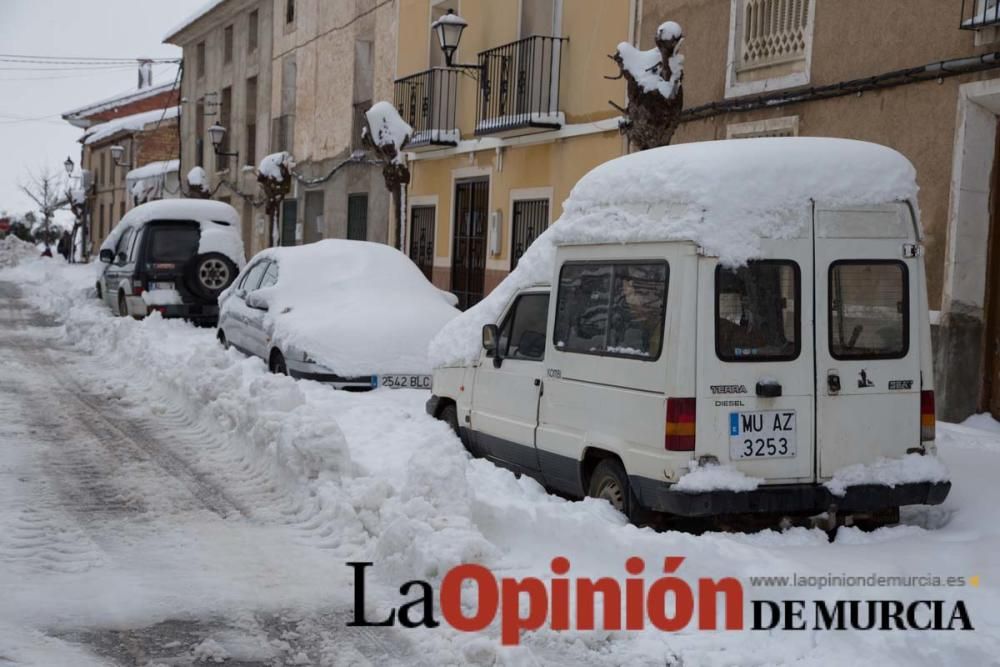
[149,282,174,290]
[377,374,431,390]
[729,410,797,459]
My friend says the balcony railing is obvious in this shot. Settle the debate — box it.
[476,35,567,136]
[961,0,1000,29]
[393,68,460,150]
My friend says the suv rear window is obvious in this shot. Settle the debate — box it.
[148,226,199,262]
[829,260,908,360]
[716,261,800,362]
[554,262,668,361]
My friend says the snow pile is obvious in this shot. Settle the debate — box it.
[224,239,458,375]
[616,21,684,100]
[364,101,412,164]
[674,462,762,493]
[81,106,179,145]
[258,151,295,181]
[430,138,919,366]
[126,159,179,203]
[825,454,950,497]
[141,288,184,306]
[187,166,207,187]
[0,236,36,268]
[101,199,245,267]
[431,10,468,29]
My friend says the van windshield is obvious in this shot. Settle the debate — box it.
[148,226,200,263]
[716,261,800,362]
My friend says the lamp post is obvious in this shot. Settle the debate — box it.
[110,144,132,169]
[208,123,239,164]
[431,9,480,71]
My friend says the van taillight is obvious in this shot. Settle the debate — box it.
[665,398,696,451]
[921,390,936,441]
[133,284,144,296]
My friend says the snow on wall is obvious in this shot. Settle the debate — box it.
[429,138,920,367]
[81,106,179,145]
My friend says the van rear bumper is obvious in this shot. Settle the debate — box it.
[631,478,951,517]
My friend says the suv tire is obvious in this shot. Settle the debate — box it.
[269,349,288,376]
[588,458,650,525]
[186,252,238,301]
[117,292,129,318]
[96,282,103,300]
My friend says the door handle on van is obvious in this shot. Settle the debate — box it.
[755,380,782,398]
[827,371,841,395]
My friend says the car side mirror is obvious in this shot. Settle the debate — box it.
[99,248,113,263]
[246,292,270,311]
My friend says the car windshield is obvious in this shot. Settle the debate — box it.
[148,226,199,263]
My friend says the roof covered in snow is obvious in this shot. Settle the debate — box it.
[125,159,180,182]
[81,106,179,145]
[428,138,919,367]
[62,82,179,128]
[163,0,226,42]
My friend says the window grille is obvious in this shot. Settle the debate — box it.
[739,0,810,72]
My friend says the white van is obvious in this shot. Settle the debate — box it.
[426,138,950,526]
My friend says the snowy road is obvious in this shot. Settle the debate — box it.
[0,281,419,665]
[3,245,1000,666]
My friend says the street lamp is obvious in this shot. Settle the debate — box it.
[64,156,74,176]
[110,144,132,169]
[432,9,468,67]
[208,123,239,160]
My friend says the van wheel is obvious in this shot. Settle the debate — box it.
[269,349,288,376]
[588,458,649,524]
[440,403,460,436]
[186,252,238,301]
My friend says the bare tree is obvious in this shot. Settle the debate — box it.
[362,102,412,251]
[19,167,67,253]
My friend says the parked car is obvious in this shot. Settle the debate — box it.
[217,239,460,389]
[97,199,245,325]
[427,138,951,528]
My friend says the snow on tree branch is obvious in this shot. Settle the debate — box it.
[610,21,685,151]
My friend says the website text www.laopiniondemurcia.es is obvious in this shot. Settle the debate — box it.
[347,557,975,645]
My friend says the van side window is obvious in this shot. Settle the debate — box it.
[115,229,133,262]
[829,260,908,360]
[497,293,550,361]
[554,262,668,360]
[716,261,800,362]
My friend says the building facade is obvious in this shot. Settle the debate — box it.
[635,0,1000,420]
[62,82,181,250]
[395,0,632,309]
[269,0,397,248]
[165,0,276,257]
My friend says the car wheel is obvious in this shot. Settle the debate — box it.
[117,292,128,318]
[217,330,230,350]
[186,252,238,301]
[588,458,649,524]
[269,349,288,376]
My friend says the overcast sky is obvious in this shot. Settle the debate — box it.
[0,0,207,221]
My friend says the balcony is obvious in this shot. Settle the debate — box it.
[475,35,567,137]
[393,68,460,151]
[961,0,1000,29]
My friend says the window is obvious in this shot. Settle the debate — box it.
[286,0,295,25]
[429,1,449,68]
[99,204,105,237]
[554,262,668,360]
[148,226,199,262]
[727,0,814,98]
[218,86,232,171]
[196,41,206,78]
[727,116,799,139]
[195,99,205,167]
[716,261,800,362]
[511,198,549,270]
[224,25,234,64]
[259,261,279,288]
[829,261,909,360]
[239,260,269,291]
[347,194,368,240]
[245,76,258,165]
[119,201,125,221]
[248,10,259,52]
[100,153,107,185]
[114,228,133,261]
[497,293,550,361]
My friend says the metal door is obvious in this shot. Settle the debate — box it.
[511,198,549,270]
[451,178,488,310]
[409,205,435,280]
[347,193,368,241]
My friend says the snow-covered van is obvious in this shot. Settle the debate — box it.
[426,138,951,526]
[97,199,245,324]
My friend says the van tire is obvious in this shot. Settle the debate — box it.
[587,458,649,524]
[440,403,460,436]
[95,282,102,300]
[186,252,237,301]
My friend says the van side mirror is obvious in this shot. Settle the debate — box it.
[99,248,114,263]
[482,324,498,353]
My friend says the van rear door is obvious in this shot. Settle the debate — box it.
[813,204,922,478]
[696,232,816,484]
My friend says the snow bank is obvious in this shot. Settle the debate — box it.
[81,106,179,145]
[101,199,245,267]
[674,462,762,493]
[187,166,207,187]
[825,454,950,497]
[227,240,458,375]
[364,101,412,164]
[258,151,295,181]
[430,138,919,366]
[0,236,36,268]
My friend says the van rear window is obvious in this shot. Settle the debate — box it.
[829,260,908,360]
[716,261,800,362]
[554,262,668,361]
[148,227,199,263]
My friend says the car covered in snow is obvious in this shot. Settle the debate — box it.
[217,239,460,390]
[426,138,951,528]
[97,199,245,325]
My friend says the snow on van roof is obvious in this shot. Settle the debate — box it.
[100,199,244,266]
[428,138,918,367]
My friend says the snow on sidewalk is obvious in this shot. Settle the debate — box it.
[1,250,999,665]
